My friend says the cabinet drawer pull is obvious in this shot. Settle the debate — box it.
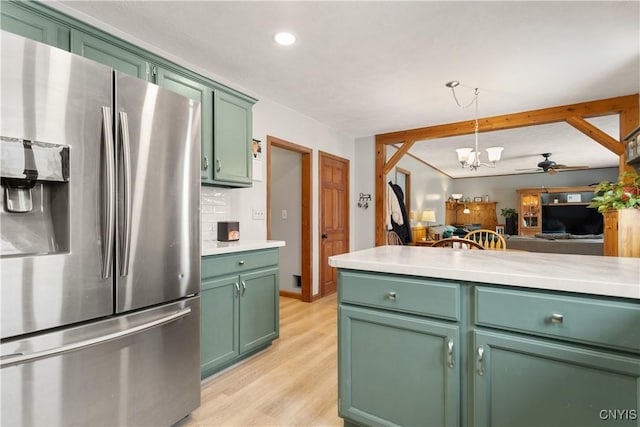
[241,280,247,296]
[477,346,485,376]
[551,313,564,324]
[447,339,454,369]
[238,260,245,265]
[216,159,221,172]
[386,291,397,300]
[203,155,209,171]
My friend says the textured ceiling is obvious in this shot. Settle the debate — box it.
[52,1,639,177]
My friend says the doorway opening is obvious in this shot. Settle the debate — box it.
[267,136,313,302]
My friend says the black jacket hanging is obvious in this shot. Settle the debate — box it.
[388,181,412,244]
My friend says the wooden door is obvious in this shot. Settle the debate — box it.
[319,152,349,297]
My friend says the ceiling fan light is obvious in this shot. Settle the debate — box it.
[456,148,472,163]
[486,146,504,162]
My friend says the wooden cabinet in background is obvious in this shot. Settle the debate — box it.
[445,201,497,230]
[517,189,542,236]
[603,209,640,258]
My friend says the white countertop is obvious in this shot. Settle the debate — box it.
[329,246,640,300]
[201,240,285,256]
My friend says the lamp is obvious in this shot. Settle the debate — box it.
[446,81,503,171]
[421,209,436,239]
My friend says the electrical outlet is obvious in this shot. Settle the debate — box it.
[252,208,265,220]
[281,209,288,219]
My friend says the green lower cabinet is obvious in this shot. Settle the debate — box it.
[1,2,70,50]
[339,305,460,427]
[472,330,640,427]
[200,252,279,379]
[239,269,279,354]
[71,29,150,79]
[201,275,240,375]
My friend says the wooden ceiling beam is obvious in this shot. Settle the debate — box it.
[565,116,624,155]
[382,139,416,175]
[376,94,638,145]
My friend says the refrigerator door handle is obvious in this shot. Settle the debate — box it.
[101,106,115,279]
[118,111,133,277]
[0,307,191,368]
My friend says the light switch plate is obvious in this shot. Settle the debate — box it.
[252,208,265,220]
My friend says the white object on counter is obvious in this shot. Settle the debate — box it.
[201,240,285,256]
[329,246,640,300]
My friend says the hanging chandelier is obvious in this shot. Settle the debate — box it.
[446,81,503,171]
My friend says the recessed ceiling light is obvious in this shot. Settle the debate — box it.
[274,32,296,46]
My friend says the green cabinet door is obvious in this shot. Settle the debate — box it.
[156,67,213,181]
[1,2,70,50]
[339,305,460,427]
[472,330,640,427]
[200,275,240,379]
[212,89,253,186]
[71,30,149,79]
[239,267,279,354]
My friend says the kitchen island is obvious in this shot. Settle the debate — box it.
[329,246,640,427]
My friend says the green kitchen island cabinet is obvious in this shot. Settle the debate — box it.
[330,246,640,427]
[200,242,284,379]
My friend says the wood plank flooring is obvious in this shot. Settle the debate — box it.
[181,294,341,427]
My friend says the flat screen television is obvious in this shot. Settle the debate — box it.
[542,205,603,235]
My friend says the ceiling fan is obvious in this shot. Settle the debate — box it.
[517,153,588,175]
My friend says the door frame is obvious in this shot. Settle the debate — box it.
[318,151,350,298]
[266,136,313,302]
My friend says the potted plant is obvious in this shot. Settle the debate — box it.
[588,171,640,212]
[588,170,640,257]
[500,207,518,235]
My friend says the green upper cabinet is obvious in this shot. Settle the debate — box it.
[156,68,214,180]
[210,89,254,186]
[71,30,150,80]
[0,2,70,50]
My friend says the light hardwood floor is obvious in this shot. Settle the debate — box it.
[182,294,341,427]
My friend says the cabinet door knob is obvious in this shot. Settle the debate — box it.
[551,313,564,324]
[238,260,245,265]
[386,291,397,300]
[477,346,485,376]
[447,339,454,369]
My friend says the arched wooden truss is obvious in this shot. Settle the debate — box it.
[375,94,639,246]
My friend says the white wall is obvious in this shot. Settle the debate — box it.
[271,147,302,294]
[450,168,618,222]
[353,136,376,250]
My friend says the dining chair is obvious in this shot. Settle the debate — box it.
[464,229,507,250]
[386,231,404,245]
[429,237,485,250]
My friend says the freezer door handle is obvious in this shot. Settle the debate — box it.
[118,111,133,277]
[0,307,191,368]
[101,106,115,279]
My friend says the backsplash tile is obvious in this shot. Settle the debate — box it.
[201,186,231,243]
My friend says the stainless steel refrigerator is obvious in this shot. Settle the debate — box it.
[0,31,201,426]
